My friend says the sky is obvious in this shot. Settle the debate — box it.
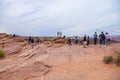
[0,0,120,36]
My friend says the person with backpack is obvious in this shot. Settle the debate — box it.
[99,32,105,45]
[67,37,72,45]
[93,32,98,45]
[74,36,78,44]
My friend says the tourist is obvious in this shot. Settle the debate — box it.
[105,32,110,45]
[28,36,32,44]
[83,35,87,48]
[93,32,98,45]
[74,36,78,44]
[67,37,72,45]
[87,36,90,46]
[99,32,105,44]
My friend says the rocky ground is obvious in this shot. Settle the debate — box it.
[0,33,120,80]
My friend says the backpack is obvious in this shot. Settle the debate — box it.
[94,34,97,38]
[101,34,105,39]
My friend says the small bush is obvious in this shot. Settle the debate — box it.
[24,38,28,41]
[5,34,10,37]
[103,56,113,64]
[50,38,54,43]
[0,49,5,58]
[14,38,25,42]
[114,52,120,66]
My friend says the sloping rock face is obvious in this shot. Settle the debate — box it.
[0,33,120,80]
[53,37,66,43]
[0,34,52,80]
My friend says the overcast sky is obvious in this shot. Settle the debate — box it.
[0,0,120,36]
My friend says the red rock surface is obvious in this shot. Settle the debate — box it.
[0,33,120,80]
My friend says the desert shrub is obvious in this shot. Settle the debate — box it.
[0,49,5,58]
[5,34,10,37]
[114,52,120,66]
[103,56,113,64]
[3,34,12,39]
[50,38,54,43]
[103,51,120,66]
[24,38,28,41]
[14,38,25,42]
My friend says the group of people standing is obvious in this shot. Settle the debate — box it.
[28,36,40,44]
[28,36,40,48]
[27,32,111,48]
[67,35,90,48]
[67,32,111,48]
[93,32,111,45]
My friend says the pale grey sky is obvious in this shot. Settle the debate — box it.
[0,0,120,36]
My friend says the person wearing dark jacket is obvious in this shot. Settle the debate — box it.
[83,35,87,48]
[74,36,78,44]
[87,36,90,46]
[93,32,98,45]
[99,32,105,44]
[68,37,72,45]
[28,36,32,44]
